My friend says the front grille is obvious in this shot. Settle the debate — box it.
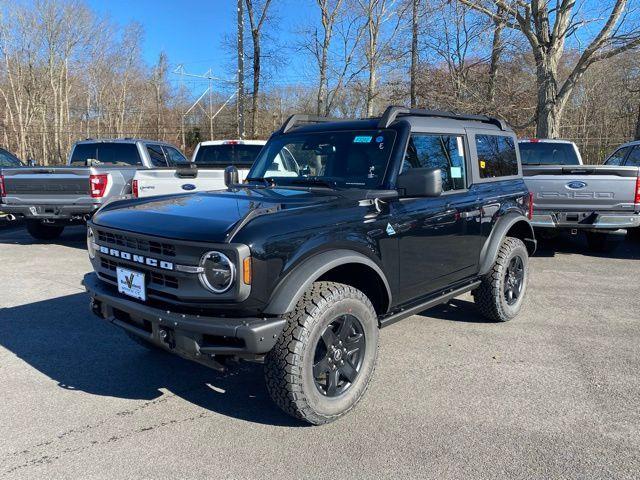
[100,257,179,289]
[96,229,176,257]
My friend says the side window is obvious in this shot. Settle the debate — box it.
[403,134,466,191]
[476,135,518,179]
[163,146,188,166]
[146,144,167,167]
[604,147,630,166]
[623,146,640,167]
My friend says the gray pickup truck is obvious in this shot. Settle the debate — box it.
[521,139,640,251]
[0,139,186,240]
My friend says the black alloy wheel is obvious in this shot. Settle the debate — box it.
[312,314,365,397]
[503,255,524,306]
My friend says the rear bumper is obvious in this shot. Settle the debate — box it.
[0,203,98,220]
[531,211,640,230]
[83,273,285,359]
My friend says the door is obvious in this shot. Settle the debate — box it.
[392,133,483,304]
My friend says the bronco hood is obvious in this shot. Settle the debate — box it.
[92,187,341,243]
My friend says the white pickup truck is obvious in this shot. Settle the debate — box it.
[132,140,266,198]
[521,139,640,251]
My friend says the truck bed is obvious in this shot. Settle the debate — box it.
[523,165,640,230]
[133,166,250,198]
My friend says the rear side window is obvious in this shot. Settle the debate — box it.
[624,146,640,167]
[604,147,630,166]
[163,146,188,166]
[403,134,466,191]
[194,144,264,168]
[70,143,140,166]
[476,135,518,179]
[519,142,580,165]
[147,144,167,167]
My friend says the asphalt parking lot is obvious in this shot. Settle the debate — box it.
[0,225,639,479]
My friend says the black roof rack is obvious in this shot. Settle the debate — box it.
[377,106,509,131]
[278,114,342,134]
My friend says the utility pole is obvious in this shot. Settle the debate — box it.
[173,65,218,144]
[237,0,245,139]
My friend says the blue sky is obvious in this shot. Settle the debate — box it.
[86,0,304,92]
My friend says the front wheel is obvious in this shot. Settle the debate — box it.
[473,237,529,322]
[264,281,379,425]
[25,220,65,240]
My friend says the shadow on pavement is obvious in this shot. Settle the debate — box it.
[0,292,304,427]
[0,224,87,250]
[533,231,640,260]
[422,298,493,323]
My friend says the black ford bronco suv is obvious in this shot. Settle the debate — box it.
[84,107,536,424]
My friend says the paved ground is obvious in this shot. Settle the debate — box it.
[0,224,639,479]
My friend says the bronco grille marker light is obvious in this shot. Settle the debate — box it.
[90,174,109,198]
[243,257,252,285]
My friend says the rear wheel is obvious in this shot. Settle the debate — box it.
[473,237,529,322]
[585,231,619,253]
[264,281,378,425]
[26,220,65,240]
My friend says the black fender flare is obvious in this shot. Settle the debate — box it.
[478,213,536,276]
[263,249,392,315]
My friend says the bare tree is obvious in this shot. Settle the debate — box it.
[150,52,168,139]
[460,0,640,138]
[313,0,344,115]
[245,0,272,138]
[357,0,406,116]
[410,0,420,107]
[486,4,504,103]
[237,0,245,138]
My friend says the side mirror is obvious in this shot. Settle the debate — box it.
[224,165,239,187]
[397,168,442,197]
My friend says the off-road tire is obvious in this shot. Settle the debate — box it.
[264,281,379,425]
[26,220,65,240]
[585,231,619,253]
[473,237,529,322]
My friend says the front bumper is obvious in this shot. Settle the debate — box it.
[531,211,640,230]
[0,203,98,220]
[83,273,285,360]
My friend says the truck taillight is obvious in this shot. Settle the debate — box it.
[90,174,109,198]
[132,179,139,198]
[635,175,640,205]
[528,191,534,220]
[0,175,5,198]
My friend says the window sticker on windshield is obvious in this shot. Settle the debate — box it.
[480,160,486,169]
[450,167,463,178]
[353,136,373,143]
[456,137,464,156]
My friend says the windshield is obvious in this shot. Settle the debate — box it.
[194,144,263,168]
[0,149,22,167]
[519,142,580,165]
[248,130,396,188]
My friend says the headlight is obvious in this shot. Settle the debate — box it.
[198,251,235,293]
[87,226,96,259]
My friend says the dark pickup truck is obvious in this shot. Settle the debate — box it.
[84,107,536,424]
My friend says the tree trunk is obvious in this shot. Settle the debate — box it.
[317,35,329,115]
[410,0,419,108]
[535,56,562,138]
[251,31,260,138]
[237,0,245,138]
[635,103,640,141]
[487,5,504,103]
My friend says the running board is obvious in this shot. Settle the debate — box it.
[379,281,481,328]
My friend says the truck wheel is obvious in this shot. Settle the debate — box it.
[585,231,618,253]
[26,220,65,240]
[473,237,529,322]
[264,281,379,425]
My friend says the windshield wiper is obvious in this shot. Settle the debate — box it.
[289,177,336,188]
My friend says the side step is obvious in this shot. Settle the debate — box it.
[379,281,481,328]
